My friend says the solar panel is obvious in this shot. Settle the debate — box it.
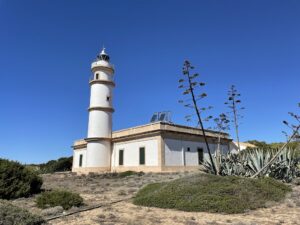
[159,113,166,121]
[150,113,158,123]
[150,111,172,123]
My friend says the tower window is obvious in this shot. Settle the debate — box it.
[139,147,145,165]
[95,73,99,80]
[79,154,83,167]
[119,149,124,166]
[106,96,110,101]
[187,147,190,152]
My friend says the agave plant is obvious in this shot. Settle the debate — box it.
[201,148,300,182]
[219,154,247,176]
[245,149,274,176]
[202,153,247,176]
[269,148,299,182]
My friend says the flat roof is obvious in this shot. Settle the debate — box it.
[73,122,231,147]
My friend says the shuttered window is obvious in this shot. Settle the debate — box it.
[139,147,145,165]
[119,150,124,166]
[79,154,83,167]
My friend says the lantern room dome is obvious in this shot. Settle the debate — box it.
[97,48,110,62]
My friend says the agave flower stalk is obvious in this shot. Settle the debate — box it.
[179,60,217,175]
[225,85,244,152]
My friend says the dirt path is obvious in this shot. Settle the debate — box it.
[12,172,300,225]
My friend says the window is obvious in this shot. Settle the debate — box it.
[139,147,145,165]
[95,73,99,80]
[79,154,83,167]
[187,147,190,152]
[119,150,124,166]
[106,96,110,101]
[197,148,203,164]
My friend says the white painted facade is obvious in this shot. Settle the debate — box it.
[85,48,114,170]
[164,138,229,166]
[112,138,159,169]
[73,148,87,168]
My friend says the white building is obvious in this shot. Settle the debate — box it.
[72,49,232,173]
[230,141,257,153]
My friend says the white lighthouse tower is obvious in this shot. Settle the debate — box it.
[85,48,115,172]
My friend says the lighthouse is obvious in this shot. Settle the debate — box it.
[85,48,115,172]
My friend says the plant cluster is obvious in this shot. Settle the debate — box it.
[0,200,44,225]
[203,148,300,182]
[117,170,144,178]
[37,156,73,174]
[0,158,43,200]
[133,173,290,213]
[36,190,83,210]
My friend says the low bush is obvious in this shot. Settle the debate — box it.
[133,173,291,213]
[0,200,44,225]
[39,156,73,174]
[0,158,43,199]
[36,190,83,210]
[118,171,144,178]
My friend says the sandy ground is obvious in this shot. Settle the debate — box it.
[12,172,300,225]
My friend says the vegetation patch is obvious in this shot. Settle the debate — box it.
[133,173,291,214]
[0,158,43,200]
[0,200,44,225]
[117,171,144,178]
[27,156,73,174]
[36,190,83,210]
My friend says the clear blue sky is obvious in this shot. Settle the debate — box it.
[0,0,299,164]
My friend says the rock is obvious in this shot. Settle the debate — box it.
[285,199,296,208]
[41,206,64,216]
[117,190,127,195]
[68,206,80,213]
[292,177,300,185]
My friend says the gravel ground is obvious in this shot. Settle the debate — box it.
[10,172,300,225]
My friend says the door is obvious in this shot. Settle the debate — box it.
[197,148,203,164]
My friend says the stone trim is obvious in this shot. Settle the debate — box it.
[157,136,165,169]
[161,165,202,172]
[89,80,115,87]
[162,132,230,145]
[85,137,111,142]
[112,131,161,143]
[73,144,87,150]
[72,166,111,174]
[112,122,231,141]
[88,107,115,113]
[113,135,159,145]
[91,65,114,74]
[111,166,162,173]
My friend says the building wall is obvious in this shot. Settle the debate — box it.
[164,138,229,166]
[112,137,159,171]
[73,148,87,169]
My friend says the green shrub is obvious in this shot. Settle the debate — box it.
[118,171,144,178]
[39,156,73,174]
[36,190,83,210]
[0,200,44,225]
[133,174,291,213]
[0,158,43,200]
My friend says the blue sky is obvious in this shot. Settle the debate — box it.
[0,0,299,163]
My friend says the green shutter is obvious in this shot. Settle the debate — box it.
[139,147,145,165]
[79,154,83,167]
[119,150,124,166]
